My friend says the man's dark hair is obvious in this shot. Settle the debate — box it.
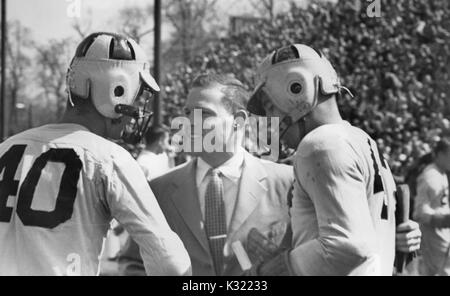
[434,137,450,155]
[144,125,169,146]
[190,73,249,115]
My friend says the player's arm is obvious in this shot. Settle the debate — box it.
[106,156,191,276]
[413,176,450,228]
[289,141,379,275]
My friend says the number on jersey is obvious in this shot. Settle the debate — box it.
[0,145,82,228]
[367,139,389,220]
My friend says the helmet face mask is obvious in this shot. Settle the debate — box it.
[66,32,159,144]
[118,87,154,145]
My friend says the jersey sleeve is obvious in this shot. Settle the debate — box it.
[289,137,379,275]
[106,150,191,276]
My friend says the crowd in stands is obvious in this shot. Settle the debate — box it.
[155,0,450,179]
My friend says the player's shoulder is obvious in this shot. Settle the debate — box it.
[1,125,53,145]
[48,124,131,160]
[250,153,294,182]
[46,123,135,167]
[297,121,361,158]
[2,123,107,151]
[61,126,131,166]
[106,141,134,159]
[294,122,368,176]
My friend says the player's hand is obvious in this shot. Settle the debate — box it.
[396,220,421,253]
[246,228,279,266]
[278,153,295,165]
[243,228,294,276]
[243,251,293,276]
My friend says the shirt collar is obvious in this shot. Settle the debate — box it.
[196,148,245,186]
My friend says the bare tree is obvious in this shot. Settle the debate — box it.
[116,5,154,43]
[164,0,219,65]
[250,0,276,21]
[34,38,74,120]
[5,21,32,134]
[71,9,93,39]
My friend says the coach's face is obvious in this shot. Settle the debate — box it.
[185,83,236,158]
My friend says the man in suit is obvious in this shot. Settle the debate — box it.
[118,73,293,275]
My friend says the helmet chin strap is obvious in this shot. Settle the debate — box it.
[120,112,153,145]
[115,96,154,145]
[279,114,307,143]
[276,114,306,159]
[279,115,293,139]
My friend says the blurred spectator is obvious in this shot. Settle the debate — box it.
[413,138,450,275]
[161,0,450,179]
[137,125,175,182]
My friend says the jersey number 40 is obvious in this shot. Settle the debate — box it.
[0,145,82,229]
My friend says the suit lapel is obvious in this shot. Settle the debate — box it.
[169,159,211,255]
[228,152,268,236]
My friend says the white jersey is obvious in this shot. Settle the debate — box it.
[137,150,173,181]
[0,123,191,276]
[289,121,396,275]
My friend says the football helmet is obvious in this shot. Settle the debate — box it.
[247,44,352,131]
[66,32,159,144]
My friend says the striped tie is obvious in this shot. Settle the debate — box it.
[204,168,227,275]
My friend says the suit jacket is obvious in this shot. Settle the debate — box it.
[119,151,293,276]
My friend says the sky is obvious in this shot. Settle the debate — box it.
[6,0,309,43]
[4,0,311,101]
[8,0,160,41]
[2,0,327,108]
